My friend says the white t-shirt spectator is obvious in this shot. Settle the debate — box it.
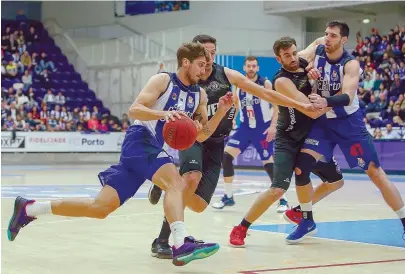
[22,73,32,85]
[17,94,29,107]
[383,130,401,139]
[55,94,66,105]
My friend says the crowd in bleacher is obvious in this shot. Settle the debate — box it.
[1,12,128,133]
[352,26,405,139]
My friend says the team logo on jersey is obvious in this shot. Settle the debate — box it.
[331,70,339,81]
[208,81,220,91]
[172,92,177,100]
[318,67,323,73]
[187,96,194,108]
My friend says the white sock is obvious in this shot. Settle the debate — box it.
[300,202,312,212]
[25,201,52,217]
[224,183,233,198]
[170,221,187,248]
[395,206,405,219]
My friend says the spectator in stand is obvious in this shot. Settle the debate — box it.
[92,106,101,120]
[54,91,66,106]
[121,113,129,125]
[366,95,381,120]
[98,118,108,132]
[26,26,39,46]
[399,61,405,79]
[43,89,55,105]
[15,9,28,21]
[22,70,32,92]
[40,104,50,123]
[389,73,404,98]
[39,69,51,87]
[14,114,26,131]
[21,51,31,70]
[362,74,375,92]
[51,105,61,119]
[60,106,70,122]
[373,128,383,139]
[80,105,91,121]
[4,115,15,130]
[2,35,11,51]
[8,33,17,52]
[29,106,41,124]
[16,89,28,107]
[7,102,18,121]
[57,117,66,131]
[76,116,87,130]
[39,52,56,72]
[87,113,100,132]
[71,107,80,123]
[383,123,401,139]
[5,60,17,78]
[26,90,38,110]
[374,82,388,97]
[25,112,37,130]
[121,121,129,132]
[17,30,26,55]
[47,114,58,131]
[36,120,47,131]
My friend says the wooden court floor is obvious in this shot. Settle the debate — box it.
[1,165,405,274]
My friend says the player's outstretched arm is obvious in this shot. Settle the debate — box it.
[193,89,233,142]
[274,77,330,119]
[224,68,313,114]
[129,73,176,121]
[298,36,325,62]
[309,60,360,109]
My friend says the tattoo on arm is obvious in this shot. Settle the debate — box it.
[201,124,211,136]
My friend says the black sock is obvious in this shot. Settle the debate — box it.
[302,211,313,221]
[240,218,252,229]
[158,217,171,241]
[293,205,301,211]
[264,163,274,182]
[401,218,405,229]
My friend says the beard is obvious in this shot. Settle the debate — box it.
[325,42,341,54]
[186,69,198,85]
[282,60,299,71]
[246,72,257,79]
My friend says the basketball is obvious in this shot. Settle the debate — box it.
[163,116,198,150]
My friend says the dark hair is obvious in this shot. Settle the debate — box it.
[326,21,350,38]
[192,34,216,46]
[273,37,297,56]
[244,56,258,65]
[177,42,209,67]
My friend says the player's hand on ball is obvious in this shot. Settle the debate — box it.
[218,92,234,113]
[263,126,276,142]
[308,94,327,109]
[164,111,186,123]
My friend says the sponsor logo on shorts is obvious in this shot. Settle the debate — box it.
[189,159,199,165]
[332,156,341,174]
[263,150,269,158]
[284,178,290,183]
[357,158,365,168]
[304,138,319,146]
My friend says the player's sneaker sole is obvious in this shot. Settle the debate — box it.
[285,228,318,244]
[172,244,220,266]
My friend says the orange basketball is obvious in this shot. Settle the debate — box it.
[163,116,198,150]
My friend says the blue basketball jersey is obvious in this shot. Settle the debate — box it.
[237,75,273,128]
[133,73,201,146]
[313,45,360,118]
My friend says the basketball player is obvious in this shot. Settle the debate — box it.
[211,56,289,212]
[147,35,316,259]
[284,21,405,243]
[7,42,236,266]
[229,36,345,247]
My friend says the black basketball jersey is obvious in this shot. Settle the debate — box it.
[272,58,314,141]
[198,63,236,138]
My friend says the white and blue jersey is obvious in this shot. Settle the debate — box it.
[227,75,274,161]
[313,44,360,118]
[98,73,201,205]
[238,75,273,129]
[303,45,379,170]
[134,73,201,147]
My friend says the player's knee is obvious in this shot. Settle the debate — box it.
[295,153,317,186]
[222,152,235,177]
[89,201,117,219]
[183,171,201,187]
[268,187,285,200]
